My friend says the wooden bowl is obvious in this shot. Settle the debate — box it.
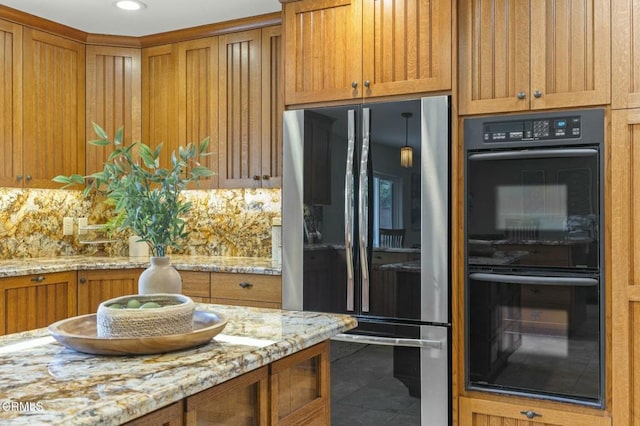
[48,310,227,355]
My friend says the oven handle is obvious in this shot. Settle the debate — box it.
[469,272,598,286]
[468,148,597,161]
[332,333,444,350]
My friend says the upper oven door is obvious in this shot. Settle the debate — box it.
[466,146,600,271]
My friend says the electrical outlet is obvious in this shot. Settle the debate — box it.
[63,217,74,236]
[77,217,88,235]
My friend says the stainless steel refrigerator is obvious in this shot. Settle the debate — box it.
[282,96,451,425]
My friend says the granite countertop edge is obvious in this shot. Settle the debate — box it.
[0,255,282,278]
[0,304,357,425]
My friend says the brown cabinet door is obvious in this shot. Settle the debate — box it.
[85,45,142,175]
[261,25,283,188]
[142,43,178,168]
[611,109,640,426]
[211,272,282,308]
[185,366,269,425]
[23,28,85,188]
[529,0,610,110]
[362,0,451,98]
[181,271,211,303]
[459,396,610,425]
[0,20,22,188]
[283,0,363,105]
[0,272,77,335]
[77,269,141,315]
[612,0,640,108]
[218,29,263,188]
[458,0,530,115]
[177,37,219,189]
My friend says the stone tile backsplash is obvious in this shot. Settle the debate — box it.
[0,188,281,259]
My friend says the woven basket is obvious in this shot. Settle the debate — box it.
[96,294,195,338]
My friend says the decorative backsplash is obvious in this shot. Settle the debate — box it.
[0,188,281,259]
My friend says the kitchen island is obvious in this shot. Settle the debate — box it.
[0,303,356,425]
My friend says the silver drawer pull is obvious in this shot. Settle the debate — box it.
[30,276,45,283]
[239,282,253,289]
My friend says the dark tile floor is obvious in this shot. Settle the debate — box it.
[330,341,421,426]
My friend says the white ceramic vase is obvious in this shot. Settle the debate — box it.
[138,256,182,294]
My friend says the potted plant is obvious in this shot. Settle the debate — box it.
[54,123,214,294]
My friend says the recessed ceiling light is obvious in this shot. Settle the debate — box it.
[114,0,147,11]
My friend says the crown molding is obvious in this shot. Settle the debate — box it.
[0,4,87,43]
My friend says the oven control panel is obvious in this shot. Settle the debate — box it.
[483,116,581,142]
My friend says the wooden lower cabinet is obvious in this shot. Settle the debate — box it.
[180,271,211,303]
[459,397,611,426]
[211,272,282,309]
[77,269,142,315]
[0,271,76,335]
[270,341,330,425]
[129,342,329,425]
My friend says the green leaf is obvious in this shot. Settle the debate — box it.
[88,138,111,147]
[190,166,215,177]
[199,136,210,153]
[113,126,124,146]
[92,122,108,140]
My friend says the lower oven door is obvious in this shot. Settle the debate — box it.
[467,272,603,407]
[331,323,449,426]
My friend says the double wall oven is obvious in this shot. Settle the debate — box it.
[464,109,604,407]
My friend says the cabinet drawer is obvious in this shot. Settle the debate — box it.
[371,251,419,266]
[211,273,281,304]
[181,271,211,299]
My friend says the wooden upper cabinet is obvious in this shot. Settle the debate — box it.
[142,44,178,168]
[218,29,263,188]
[0,20,22,188]
[85,46,142,175]
[361,0,451,98]
[283,0,451,105]
[611,109,640,426]
[283,0,362,105]
[261,25,283,188]
[177,37,219,189]
[22,28,85,188]
[612,0,640,109]
[459,0,610,115]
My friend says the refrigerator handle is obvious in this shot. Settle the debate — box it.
[359,107,371,312]
[345,110,356,311]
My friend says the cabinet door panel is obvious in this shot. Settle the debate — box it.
[612,0,640,108]
[218,30,262,188]
[459,396,610,426]
[362,0,451,97]
[530,0,610,109]
[0,20,22,187]
[611,109,640,426]
[0,272,77,335]
[261,26,283,188]
[458,0,530,115]
[283,0,362,105]
[142,44,178,168]
[86,46,141,175]
[178,37,219,189]
[77,269,140,315]
[23,28,85,188]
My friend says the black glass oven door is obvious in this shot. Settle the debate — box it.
[466,147,600,270]
[466,271,602,406]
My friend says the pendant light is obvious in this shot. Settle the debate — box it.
[400,112,413,168]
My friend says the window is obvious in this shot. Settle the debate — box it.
[373,174,402,247]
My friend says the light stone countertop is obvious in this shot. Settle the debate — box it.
[0,255,281,278]
[0,303,356,425]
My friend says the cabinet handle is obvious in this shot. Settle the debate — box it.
[79,277,86,284]
[351,81,358,88]
[17,174,23,181]
[253,175,261,181]
[30,276,45,283]
[364,80,370,88]
[533,90,542,98]
[262,175,270,180]
[516,91,526,99]
[520,410,541,419]
[26,175,32,181]
[239,282,253,289]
